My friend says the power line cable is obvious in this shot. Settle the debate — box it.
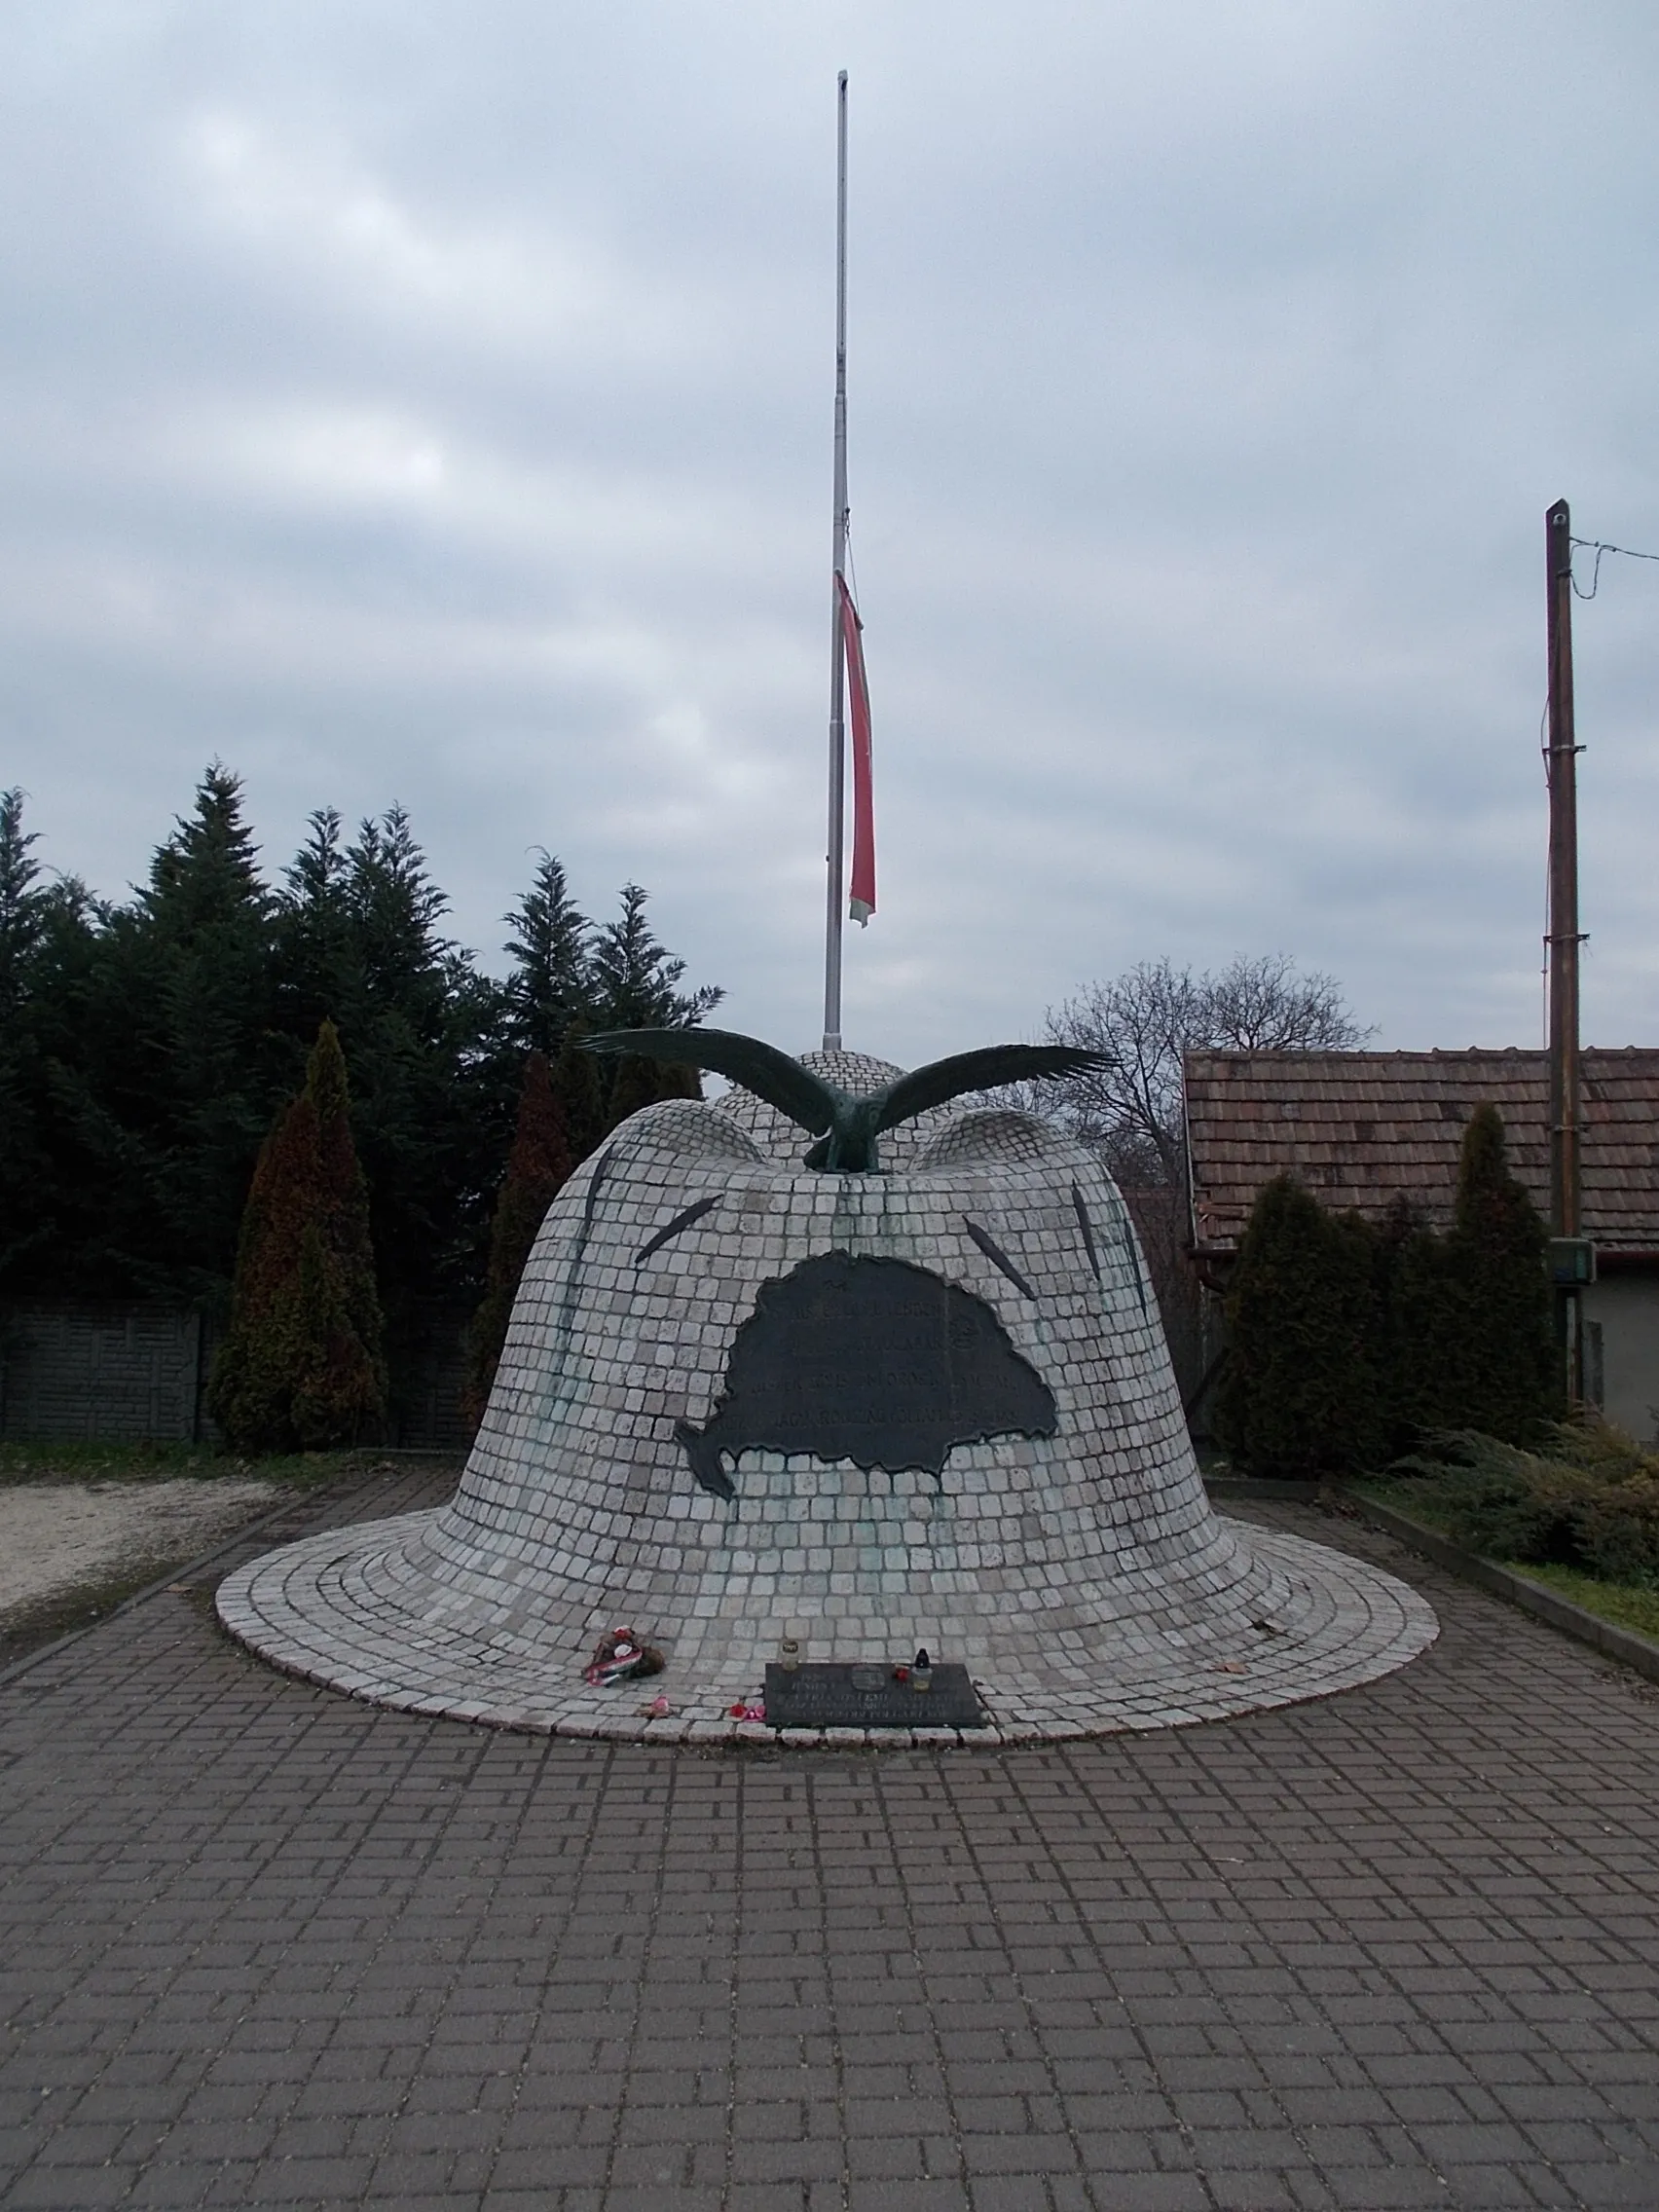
[1568,535,1659,600]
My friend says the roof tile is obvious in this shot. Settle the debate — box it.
[1184,1048,1659,1252]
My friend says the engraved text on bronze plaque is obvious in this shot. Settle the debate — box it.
[763,1661,986,1730]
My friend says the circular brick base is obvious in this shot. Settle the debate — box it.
[216,1510,1436,1747]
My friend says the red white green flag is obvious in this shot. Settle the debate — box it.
[836,572,875,925]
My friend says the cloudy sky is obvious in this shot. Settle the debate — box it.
[4,3,1658,1063]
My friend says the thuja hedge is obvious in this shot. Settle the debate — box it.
[1215,1104,1564,1479]
[462,1050,571,1427]
[208,1021,387,1452]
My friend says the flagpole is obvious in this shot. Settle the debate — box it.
[822,69,849,1052]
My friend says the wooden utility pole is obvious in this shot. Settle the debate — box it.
[1545,498,1585,1395]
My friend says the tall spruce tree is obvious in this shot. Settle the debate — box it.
[503,851,590,1055]
[587,882,722,1031]
[271,808,355,1052]
[84,764,277,1301]
[462,1051,572,1425]
[1215,1176,1382,1478]
[0,792,50,1265]
[0,791,75,1287]
[0,788,44,1014]
[0,804,107,1294]
[208,1021,387,1451]
[276,808,510,1345]
[583,882,715,1131]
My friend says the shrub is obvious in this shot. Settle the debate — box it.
[1393,1429,1582,1561]
[1571,1478,1659,1587]
[1396,1419,1659,1588]
[1545,1418,1652,1482]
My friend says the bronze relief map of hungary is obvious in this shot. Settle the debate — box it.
[674,1251,1057,1499]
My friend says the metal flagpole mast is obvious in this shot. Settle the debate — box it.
[822,70,850,1051]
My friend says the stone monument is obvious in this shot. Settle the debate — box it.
[218,1036,1435,1744]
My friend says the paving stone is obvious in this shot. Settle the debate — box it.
[846,2184,970,2212]
[1078,2178,1212,2211]
[1,1472,1658,2209]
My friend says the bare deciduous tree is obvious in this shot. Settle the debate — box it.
[999,955,1369,1407]
[1029,954,1370,1188]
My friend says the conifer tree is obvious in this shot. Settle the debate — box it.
[271,808,354,1048]
[91,763,279,1298]
[587,882,723,1031]
[1375,1109,1559,1447]
[1444,1103,1561,1438]
[0,773,725,1328]
[503,851,590,1055]
[0,790,108,1292]
[603,1052,662,1133]
[208,1021,387,1451]
[0,790,55,1283]
[462,1051,573,1425]
[1382,1215,1463,1447]
[0,788,45,1014]
[551,1019,607,1165]
[323,807,507,1350]
[653,1060,703,1102]
[601,1051,703,1135]
[1215,1176,1382,1478]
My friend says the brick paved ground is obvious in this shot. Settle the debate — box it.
[1,1470,1655,2212]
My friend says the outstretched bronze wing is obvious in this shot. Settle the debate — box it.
[873,1044,1108,1134]
[583,1027,840,1136]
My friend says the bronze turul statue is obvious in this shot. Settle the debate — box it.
[584,1028,1107,1173]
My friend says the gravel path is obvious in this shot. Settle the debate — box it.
[0,1479,277,1623]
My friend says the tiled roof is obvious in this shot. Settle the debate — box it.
[1184,1048,1659,1254]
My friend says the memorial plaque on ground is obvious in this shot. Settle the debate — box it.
[763,1660,986,1729]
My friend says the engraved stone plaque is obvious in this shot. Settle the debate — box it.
[763,1661,986,1730]
[675,1250,1056,1497]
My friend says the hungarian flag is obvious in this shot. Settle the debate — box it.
[836,572,875,925]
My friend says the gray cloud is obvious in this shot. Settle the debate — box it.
[3,2,1658,1064]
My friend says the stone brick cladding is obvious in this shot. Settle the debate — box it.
[220,1052,1436,1742]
